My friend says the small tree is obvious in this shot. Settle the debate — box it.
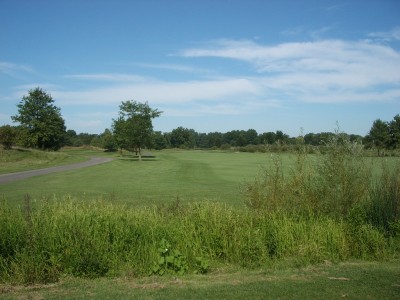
[112,101,161,160]
[11,88,66,150]
[0,125,17,150]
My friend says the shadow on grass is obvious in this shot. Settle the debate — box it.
[118,155,157,162]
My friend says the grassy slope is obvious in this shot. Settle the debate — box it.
[0,148,87,174]
[1,261,399,299]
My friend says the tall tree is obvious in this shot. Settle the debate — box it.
[112,101,161,160]
[389,114,400,149]
[11,87,66,150]
[366,119,390,156]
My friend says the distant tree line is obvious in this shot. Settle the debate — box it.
[42,126,365,153]
[1,87,399,156]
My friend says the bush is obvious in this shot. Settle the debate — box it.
[220,143,231,151]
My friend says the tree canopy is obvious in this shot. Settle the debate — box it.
[11,88,66,150]
[112,101,162,159]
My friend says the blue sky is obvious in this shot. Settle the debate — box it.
[1,0,399,136]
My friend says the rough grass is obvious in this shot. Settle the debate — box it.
[0,148,86,174]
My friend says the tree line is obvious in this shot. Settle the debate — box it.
[0,87,399,155]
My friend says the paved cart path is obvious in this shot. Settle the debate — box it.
[0,157,114,185]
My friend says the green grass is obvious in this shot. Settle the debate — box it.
[2,148,400,209]
[1,261,399,299]
[0,149,282,207]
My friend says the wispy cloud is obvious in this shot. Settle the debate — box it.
[64,73,149,82]
[181,38,400,104]
[0,61,35,78]
[134,63,212,75]
[309,25,337,40]
[367,27,400,42]
[53,77,260,106]
[281,26,305,36]
[324,3,349,11]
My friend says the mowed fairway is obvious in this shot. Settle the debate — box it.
[0,150,278,207]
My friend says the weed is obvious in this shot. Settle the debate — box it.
[150,238,188,276]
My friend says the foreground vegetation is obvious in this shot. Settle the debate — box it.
[0,196,398,284]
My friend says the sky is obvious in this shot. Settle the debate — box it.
[1,0,399,137]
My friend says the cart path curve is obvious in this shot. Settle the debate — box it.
[0,157,114,185]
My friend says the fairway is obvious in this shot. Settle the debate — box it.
[0,150,279,207]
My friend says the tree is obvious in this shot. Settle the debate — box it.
[11,87,66,150]
[152,131,168,150]
[259,132,276,144]
[388,114,400,149]
[0,125,17,150]
[64,129,77,146]
[366,119,390,156]
[102,129,117,152]
[170,127,196,148]
[112,101,161,160]
[246,129,258,145]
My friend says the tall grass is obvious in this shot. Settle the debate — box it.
[0,195,397,284]
[243,132,400,229]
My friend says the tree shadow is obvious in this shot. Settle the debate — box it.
[118,155,157,162]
